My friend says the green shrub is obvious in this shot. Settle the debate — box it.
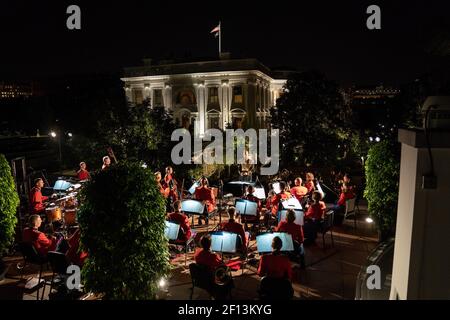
[77,161,170,299]
[0,154,19,256]
[364,140,400,240]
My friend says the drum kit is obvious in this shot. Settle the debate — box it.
[44,192,80,233]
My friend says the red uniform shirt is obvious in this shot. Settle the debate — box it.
[66,229,88,266]
[258,253,292,280]
[305,181,315,194]
[77,169,90,181]
[276,221,304,243]
[168,211,192,242]
[337,189,355,206]
[290,186,308,201]
[271,192,291,215]
[22,227,56,257]
[29,187,48,214]
[220,220,247,248]
[195,186,216,213]
[306,201,327,220]
[194,248,222,272]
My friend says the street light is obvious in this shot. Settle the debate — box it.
[50,130,62,164]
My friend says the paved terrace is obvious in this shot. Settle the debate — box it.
[0,203,377,300]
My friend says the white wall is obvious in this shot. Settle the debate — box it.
[391,139,450,299]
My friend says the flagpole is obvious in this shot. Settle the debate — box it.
[219,21,221,55]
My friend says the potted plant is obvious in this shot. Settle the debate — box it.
[77,161,171,299]
[0,154,20,281]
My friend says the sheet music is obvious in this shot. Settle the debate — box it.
[181,199,205,214]
[235,200,247,215]
[235,199,258,216]
[188,181,200,195]
[211,231,238,253]
[221,232,238,253]
[256,232,295,253]
[164,221,180,240]
[253,187,266,199]
[278,209,304,226]
[281,197,302,210]
[272,182,281,194]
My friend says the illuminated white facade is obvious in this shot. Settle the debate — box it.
[121,58,287,135]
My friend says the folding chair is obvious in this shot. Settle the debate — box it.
[318,210,335,249]
[18,242,48,300]
[344,198,357,229]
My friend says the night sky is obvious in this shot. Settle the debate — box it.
[1,0,449,85]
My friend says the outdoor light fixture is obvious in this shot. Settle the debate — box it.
[68,132,73,137]
[375,137,381,142]
[366,217,374,223]
[369,137,373,142]
[50,131,57,138]
[158,278,167,288]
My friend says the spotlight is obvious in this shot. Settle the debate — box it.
[369,137,373,142]
[68,132,73,137]
[366,217,374,223]
[158,278,166,288]
[375,137,380,142]
[50,131,57,138]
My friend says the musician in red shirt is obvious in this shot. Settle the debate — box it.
[290,177,308,202]
[337,182,355,207]
[220,207,247,251]
[305,172,315,194]
[270,182,291,216]
[194,235,224,273]
[194,177,216,225]
[168,200,192,242]
[65,229,88,267]
[155,171,166,197]
[276,209,306,267]
[76,162,91,181]
[276,209,304,244]
[241,185,261,226]
[258,236,292,280]
[22,215,57,257]
[305,191,327,221]
[29,178,48,215]
[163,166,178,202]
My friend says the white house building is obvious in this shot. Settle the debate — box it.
[121,57,288,136]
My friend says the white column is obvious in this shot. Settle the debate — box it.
[163,85,172,109]
[195,85,206,136]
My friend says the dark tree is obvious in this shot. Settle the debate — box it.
[271,71,350,169]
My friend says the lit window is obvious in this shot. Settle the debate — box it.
[232,86,243,104]
[208,87,219,105]
[154,89,163,106]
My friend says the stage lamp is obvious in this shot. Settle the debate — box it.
[50,131,57,138]
[366,217,374,223]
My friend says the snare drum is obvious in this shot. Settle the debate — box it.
[64,209,77,225]
[45,206,62,222]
